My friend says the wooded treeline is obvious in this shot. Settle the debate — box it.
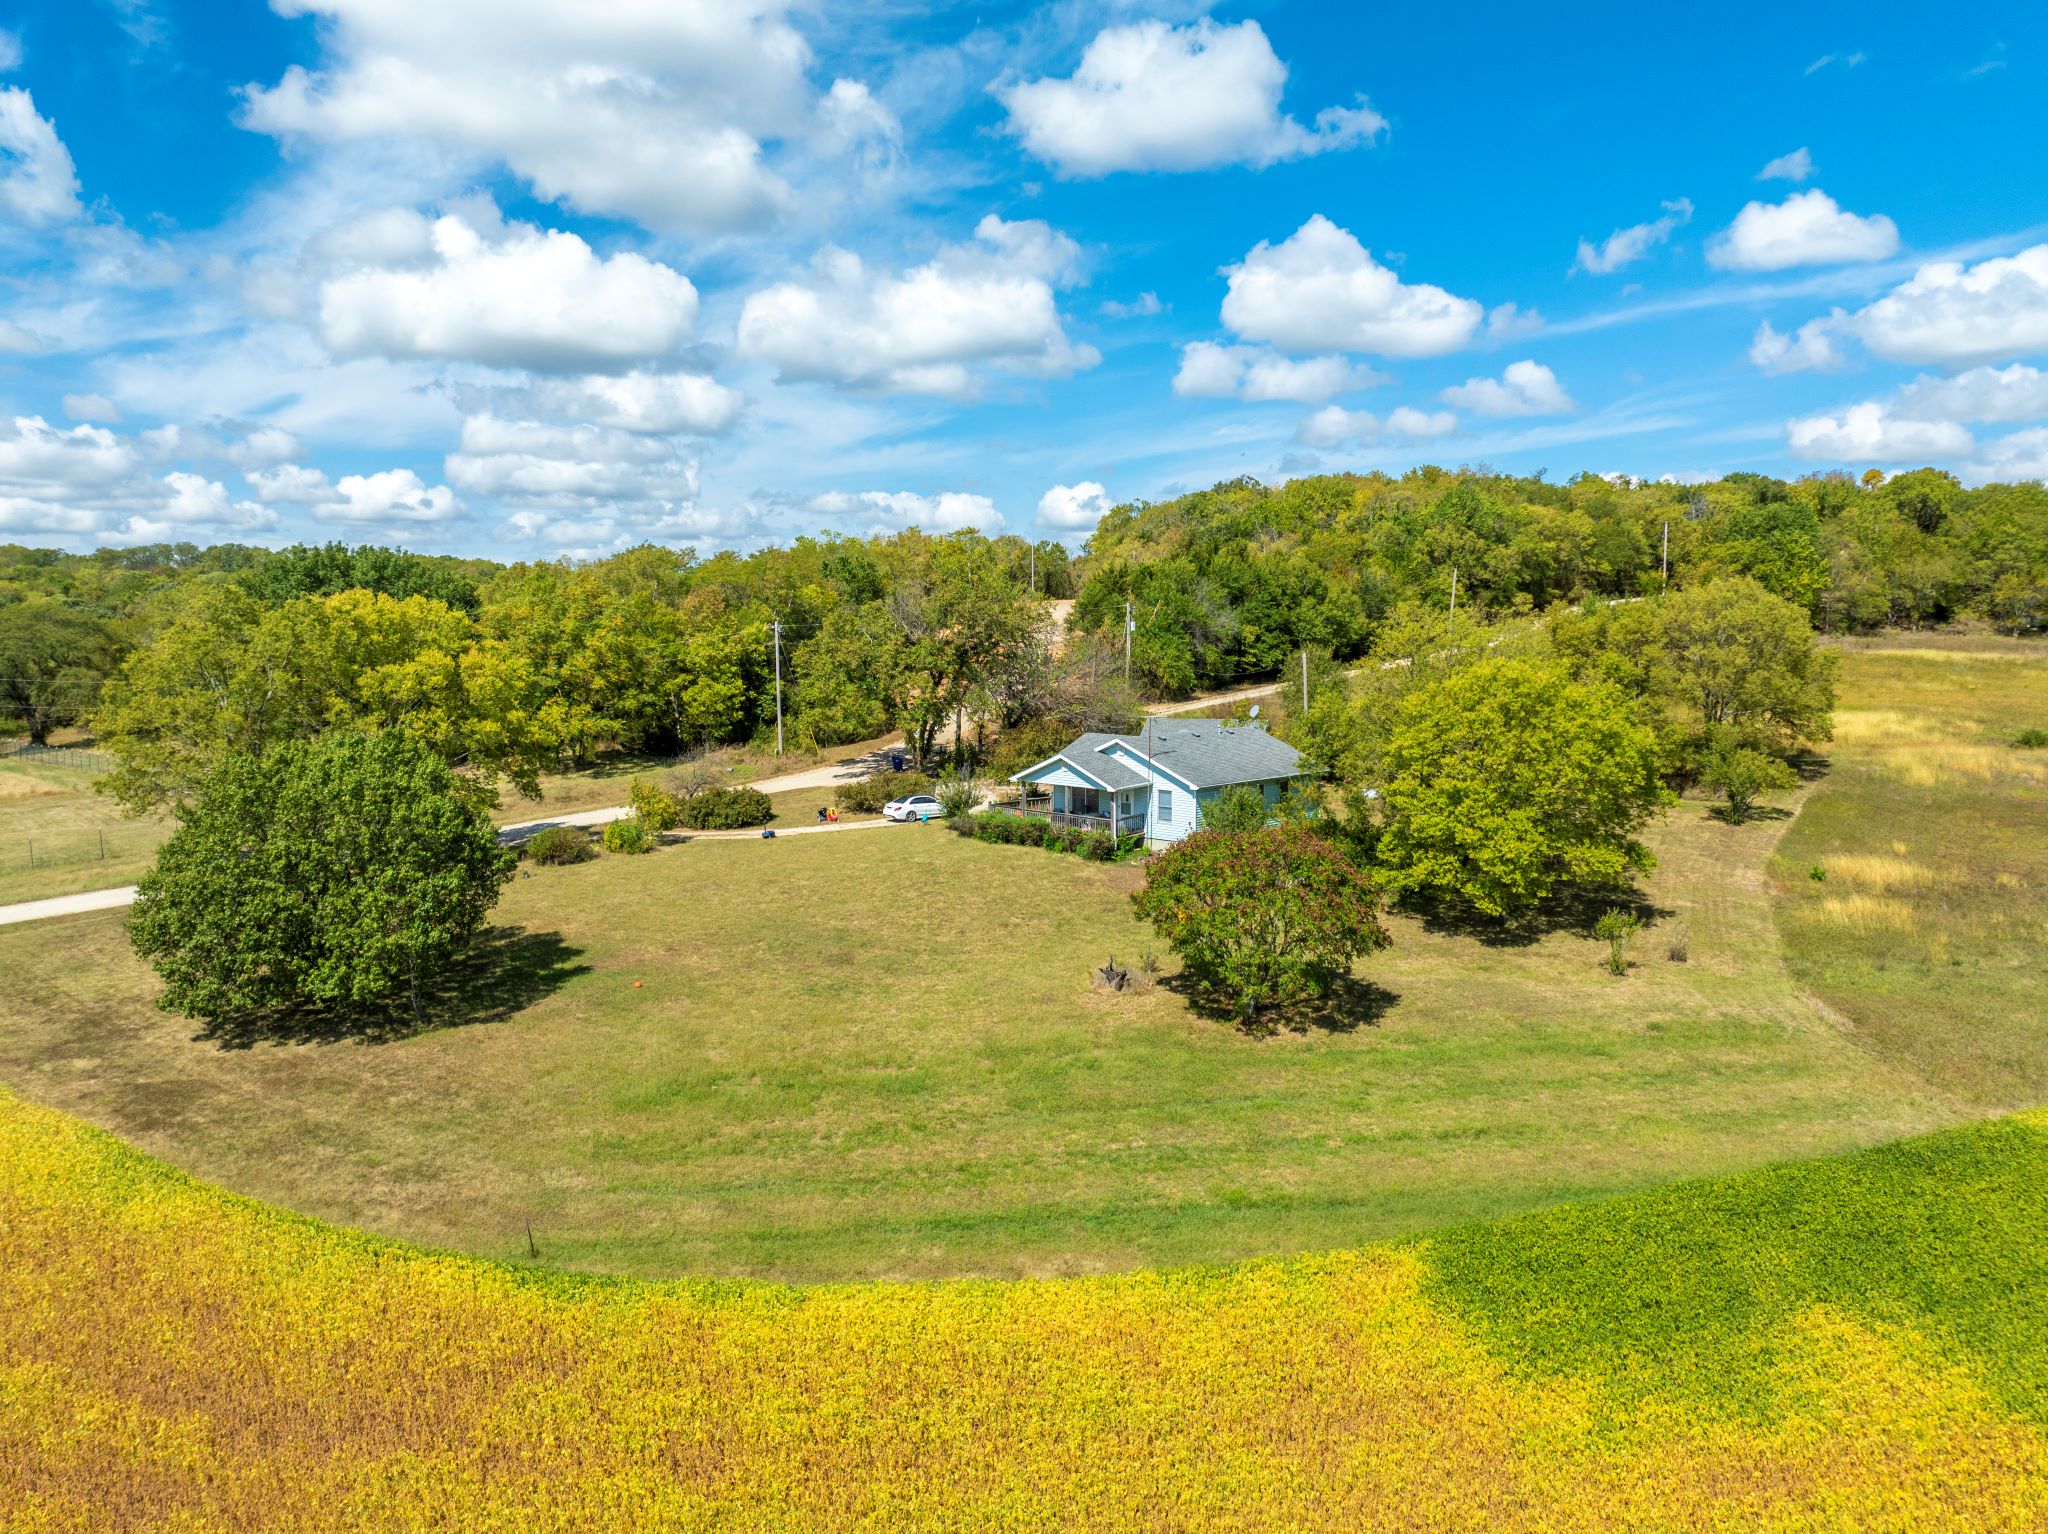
[2,466,2042,806]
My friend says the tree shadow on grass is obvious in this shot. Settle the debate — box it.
[1705,803,1794,826]
[1398,886,1677,949]
[1160,972,1401,1036]
[1789,748,1833,784]
[193,927,590,1050]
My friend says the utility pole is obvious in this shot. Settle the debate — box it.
[1661,520,1670,586]
[1448,567,1458,624]
[1028,543,1036,595]
[1124,596,1133,684]
[771,617,784,756]
[1301,648,1309,712]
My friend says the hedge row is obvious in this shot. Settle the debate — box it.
[949,810,1138,862]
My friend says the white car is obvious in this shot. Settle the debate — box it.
[883,794,946,822]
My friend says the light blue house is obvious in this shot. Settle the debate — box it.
[1008,718,1307,848]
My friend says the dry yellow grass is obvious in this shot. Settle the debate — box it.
[1830,708,1930,746]
[1818,854,1936,892]
[1809,894,1917,932]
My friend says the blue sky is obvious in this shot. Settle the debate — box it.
[1,1,2043,559]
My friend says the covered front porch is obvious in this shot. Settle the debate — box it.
[1015,782,1148,835]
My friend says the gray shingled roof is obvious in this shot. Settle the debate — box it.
[1020,719,1302,791]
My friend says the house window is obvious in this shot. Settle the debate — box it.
[1156,790,1174,823]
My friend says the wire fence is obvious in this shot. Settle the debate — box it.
[1,743,115,772]
[1,823,163,874]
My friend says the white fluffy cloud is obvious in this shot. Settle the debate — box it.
[1845,244,2048,367]
[512,371,743,436]
[810,489,1002,533]
[1757,147,1814,182]
[61,393,121,423]
[998,19,1383,177]
[1572,199,1692,276]
[0,416,275,540]
[0,30,20,72]
[444,414,699,503]
[324,468,462,524]
[737,215,1097,396]
[1894,363,2048,424]
[1439,359,1572,416]
[0,416,137,497]
[0,86,81,226]
[1172,342,1381,404]
[244,463,335,504]
[1221,215,1485,358]
[244,461,460,524]
[229,426,305,468]
[1964,429,2048,485]
[317,211,699,371]
[1708,190,1898,271]
[1036,481,1112,530]
[1785,403,1973,463]
[241,0,862,233]
[1298,404,1458,449]
[1748,317,1846,374]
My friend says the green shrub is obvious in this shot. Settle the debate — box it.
[936,776,981,818]
[1593,908,1641,976]
[524,825,594,866]
[673,786,774,830]
[1700,736,1798,823]
[835,770,935,814]
[2015,727,2048,749]
[628,777,683,832]
[601,815,657,854]
[1199,783,1269,833]
[1132,825,1392,1025]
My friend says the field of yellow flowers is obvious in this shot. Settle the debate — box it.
[5,1084,2046,1532]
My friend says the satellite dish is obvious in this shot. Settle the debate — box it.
[1249,704,1260,718]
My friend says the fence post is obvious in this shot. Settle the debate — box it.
[100,829,106,860]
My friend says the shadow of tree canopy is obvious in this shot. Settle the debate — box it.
[1705,803,1794,825]
[1160,972,1401,1036]
[191,927,590,1050]
[1398,885,1677,949]
[1789,749,1833,784]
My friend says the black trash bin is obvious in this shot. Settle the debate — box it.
[889,750,906,772]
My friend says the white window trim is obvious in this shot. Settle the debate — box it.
[1156,789,1174,824]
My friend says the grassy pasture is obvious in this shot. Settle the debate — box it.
[4,1087,2047,1529]
[0,736,896,907]
[0,776,1941,1282]
[0,757,167,905]
[1774,637,2047,1111]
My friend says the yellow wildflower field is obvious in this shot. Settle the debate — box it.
[4,1089,2046,1531]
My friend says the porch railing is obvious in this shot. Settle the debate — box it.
[1015,794,1145,835]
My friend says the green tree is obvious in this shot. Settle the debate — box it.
[0,597,118,744]
[1198,783,1270,833]
[96,587,587,814]
[1376,657,1673,917]
[128,731,515,1032]
[1655,577,1838,751]
[1700,735,1798,823]
[1132,824,1391,1026]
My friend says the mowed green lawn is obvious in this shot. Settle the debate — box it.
[0,759,1950,1283]
[1775,635,2048,1112]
